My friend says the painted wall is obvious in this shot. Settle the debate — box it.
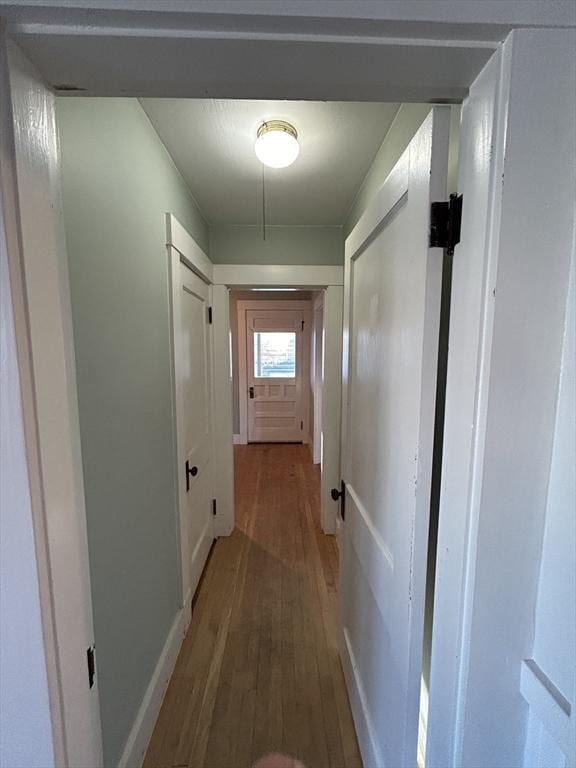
[229,291,312,435]
[344,104,460,237]
[531,255,575,696]
[523,249,575,767]
[0,207,55,768]
[57,97,209,767]
[210,224,343,265]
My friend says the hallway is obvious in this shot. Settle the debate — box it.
[144,444,362,768]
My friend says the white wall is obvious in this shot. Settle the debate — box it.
[459,29,575,766]
[523,253,575,768]
[531,257,575,700]
[426,28,576,768]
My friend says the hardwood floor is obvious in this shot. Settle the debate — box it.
[144,444,362,768]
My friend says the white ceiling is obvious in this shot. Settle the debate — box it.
[140,99,399,226]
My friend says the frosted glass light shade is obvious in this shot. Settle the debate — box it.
[255,121,299,169]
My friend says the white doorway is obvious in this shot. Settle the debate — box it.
[312,293,324,465]
[4,13,574,768]
[246,308,306,443]
[172,261,214,614]
[236,299,312,446]
[166,213,220,647]
[215,274,343,536]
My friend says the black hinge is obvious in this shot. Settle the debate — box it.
[429,193,463,256]
[301,320,305,331]
[212,498,217,516]
[207,306,213,324]
[86,645,96,689]
[300,420,304,430]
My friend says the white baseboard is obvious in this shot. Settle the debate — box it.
[118,609,185,768]
[340,627,384,768]
[233,433,242,444]
[182,588,192,633]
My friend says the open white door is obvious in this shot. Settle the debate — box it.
[176,263,214,610]
[339,108,449,768]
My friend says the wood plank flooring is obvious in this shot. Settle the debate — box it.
[144,444,362,768]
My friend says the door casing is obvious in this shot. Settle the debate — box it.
[166,216,215,621]
[312,293,324,465]
[3,17,572,768]
[237,300,312,445]
[212,270,344,536]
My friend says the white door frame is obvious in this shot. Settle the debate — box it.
[212,265,343,535]
[427,30,576,767]
[3,17,573,768]
[237,299,312,446]
[1,35,104,767]
[165,214,215,621]
[312,292,324,465]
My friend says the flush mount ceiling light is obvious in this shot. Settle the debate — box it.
[255,120,299,169]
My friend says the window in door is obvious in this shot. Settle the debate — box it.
[253,332,296,378]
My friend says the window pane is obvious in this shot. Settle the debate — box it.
[254,332,296,378]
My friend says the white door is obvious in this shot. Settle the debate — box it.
[246,309,304,443]
[339,108,449,768]
[178,262,213,605]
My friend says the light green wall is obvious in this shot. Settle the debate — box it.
[210,224,343,265]
[57,98,209,767]
[344,104,461,237]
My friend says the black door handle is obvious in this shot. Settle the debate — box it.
[249,386,254,399]
[185,460,198,492]
[331,481,346,521]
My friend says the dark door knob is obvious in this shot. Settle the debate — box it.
[185,460,198,492]
[331,481,346,521]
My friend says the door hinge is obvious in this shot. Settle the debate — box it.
[429,193,463,256]
[300,420,304,430]
[301,320,305,331]
[86,645,96,689]
[212,498,217,516]
[207,306,213,324]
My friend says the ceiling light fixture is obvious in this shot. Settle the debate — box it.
[255,120,299,169]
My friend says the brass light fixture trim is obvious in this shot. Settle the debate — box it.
[256,120,298,141]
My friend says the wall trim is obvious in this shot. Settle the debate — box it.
[520,658,571,755]
[213,264,343,287]
[232,434,242,444]
[340,628,384,768]
[211,285,235,538]
[166,213,213,284]
[118,609,185,768]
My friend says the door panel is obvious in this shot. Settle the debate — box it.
[340,108,449,768]
[178,262,213,603]
[247,309,304,442]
